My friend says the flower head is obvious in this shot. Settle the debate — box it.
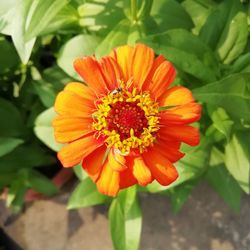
[53,44,201,196]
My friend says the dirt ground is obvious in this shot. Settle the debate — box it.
[0,182,249,250]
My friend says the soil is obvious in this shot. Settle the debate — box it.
[0,182,249,250]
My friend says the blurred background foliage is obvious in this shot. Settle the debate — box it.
[0,0,250,249]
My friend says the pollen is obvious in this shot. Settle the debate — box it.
[92,85,159,154]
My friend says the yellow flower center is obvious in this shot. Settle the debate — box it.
[92,86,159,154]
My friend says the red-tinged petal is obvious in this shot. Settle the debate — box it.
[53,116,93,143]
[159,86,194,107]
[131,44,154,89]
[119,167,137,189]
[64,82,96,104]
[160,103,201,125]
[58,133,103,168]
[154,139,185,163]
[54,90,94,117]
[159,125,200,146]
[129,156,153,186]
[143,148,178,186]
[74,56,108,95]
[96,161,120,197]
[149,61,176,99]
[110,45,134,83]
[100,56,124,90]
[82,145,107,182]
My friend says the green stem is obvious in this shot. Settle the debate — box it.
[131,0,137,22]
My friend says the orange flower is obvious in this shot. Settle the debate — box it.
[53,44,201,196]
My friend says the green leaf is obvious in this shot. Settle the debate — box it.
[0,37,19,74]
[0,98,26,137]
[206,147,242,213]
[181,0,216,35]
[0,144,55,174]
[193,73,250,122]
[73,164,86,181]
[96,19,144,57]
[28,169,59,196]
[199,0,248,64]
[211,107,234,141]
[67,178,109,209]
[109,186,142,250]
[0,137,24,157]
[225,132,250,194]
[151,0,194,32]
[231,52,250,73]
[57,34,100,80]
[10,0,36,63]
[34,107,63,152]
[24,0,69,41]
[140,29,220,83]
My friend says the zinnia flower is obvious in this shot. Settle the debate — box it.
[53,44,201,196]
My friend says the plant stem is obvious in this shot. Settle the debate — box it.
[131,0,137,22]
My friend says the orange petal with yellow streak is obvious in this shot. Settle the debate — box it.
[53,116,93,143]
[96,160,120,197]
[143,148,178,186]
[58,133,103,168]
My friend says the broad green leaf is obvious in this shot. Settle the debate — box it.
[140,29,220,83]
[193,73,250,122]
[200,0,248,64]
[225,133,250,194]
[0,173,15,190]
[231,52,250,73]
[0,137,24,157]
[211,108,234,141]
[206,147,242,212]
[34,107,63,152]
[96,19,144,57]
[151,0,193,32]
[67,178,109,209]
[24,0,69,41]
[11,0,36,63]
[109,186,142,250]
[0,98,26,137]
[28,169,59,196]
[0,145,55,174]
[0,37,19,74]
[57,34,100,79]
[181,0,216,34]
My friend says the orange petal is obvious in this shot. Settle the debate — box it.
[154,139,184,163]
[64,82,96,104]
[58,133,103,168]
[159,125,200,146]
[99,56,124,90]
[74,56,108,95]
[159,86,194,107]
[119,167,137,189]
[54,90,94,117]
[143,148,178,186]
[82,145,107,182]
[130,156,153,186]
[110,45,133,83]
[108,149,127,172]
[149,61,176,99]
[96,161,120,197]
[131,44,154,89]
[160,103,201,125]
[53,116,93,143]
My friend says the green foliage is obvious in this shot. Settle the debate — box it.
[0,0,250,247]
